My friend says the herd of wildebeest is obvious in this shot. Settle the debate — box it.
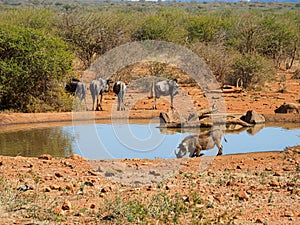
[65,77,226,158]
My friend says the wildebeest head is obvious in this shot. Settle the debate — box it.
[104,79,113,92]
[65,78,80,93]
[169,79,179,96]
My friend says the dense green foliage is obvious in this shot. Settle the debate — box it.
[0,24,73,112]
[0,2,299,111]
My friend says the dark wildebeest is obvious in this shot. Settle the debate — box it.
[113,81,126,111]
[90,78,112,111]
[174,129,226,158]
[65,78,87,109]
[152,79,179,110]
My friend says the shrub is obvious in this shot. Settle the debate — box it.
[226,53,275,90]
[0,24,74,112]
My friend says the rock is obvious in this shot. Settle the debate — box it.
[241,110,265,124]
[226,181,233,186]
[238,190,249,201]
[84,181,94,187]
[67,154,85,160]
[62,201,71,211]
[214,195,223,203]
[275,103,300,114]
[269,179,280,187]
[159,110,181,125]
[274,171,282,177]
[284,211,294,217]
[50,184,61,190]
[101,187,111,193]
[55,172,63,178]
[44,187,51,192]
[255,218,264,223]
[65,184,73,191]
[38,154,52,160]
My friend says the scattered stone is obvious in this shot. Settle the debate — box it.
[255,218,264,223]
[101,187,111,193]
[84,181,94,187]
[62,201,71,211]
[284,211,294,217]
[104,171,115,177]
[67,154,84,160]
[55,172,63,178]
[65,184,73,191]
[274,171,282,176]
[50,184,61,190]
[226,181,233,186]
[74,212,83,217]
[236,165,242,170]
[38,154,52,160]
[238,190,249,201]
[90,204,96,209]
[269,179,280,187]
[88,170,98,176]
[149,170,161,176]
[265,167,272,171]
[44,187,51,192]
[214,195,223,203]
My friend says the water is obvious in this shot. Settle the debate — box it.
[0,121,299,159]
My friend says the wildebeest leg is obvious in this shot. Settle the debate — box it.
[99,93,103,111]
[91,95,95,111]
[153,96,157,110]
[96,94,103,111]
[170,95,174,109]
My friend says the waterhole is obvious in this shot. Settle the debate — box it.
[0,121,299,159]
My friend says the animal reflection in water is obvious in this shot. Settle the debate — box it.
[175,130,226,158]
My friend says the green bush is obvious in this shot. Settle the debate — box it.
[0,24,74,112]
[226,53,275,90]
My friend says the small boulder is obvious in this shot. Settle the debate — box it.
[38,154,52,160]
[62,201,71,211]
[237,190,249,201]
[159,109,181,125]
[241,110,265,124]
[275,103,300,114]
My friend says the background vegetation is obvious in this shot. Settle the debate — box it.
[0,1,299,112]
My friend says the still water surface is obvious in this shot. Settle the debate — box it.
[0,121,299,159]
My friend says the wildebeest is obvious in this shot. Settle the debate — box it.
[65,78,87,109]
[113,81,126,111]
[90,78,112,111]
[152,79,179,110]
[174,129,226,158]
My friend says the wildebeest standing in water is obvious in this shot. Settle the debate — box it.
[90,78,112,111]
[152,79,179,110]
[113,81,126,111]
[65,78,87,110]
[175,129,226,158]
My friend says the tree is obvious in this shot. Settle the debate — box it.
[227,53,275,90]
[0,24,73,112]
[58,10,135,69]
